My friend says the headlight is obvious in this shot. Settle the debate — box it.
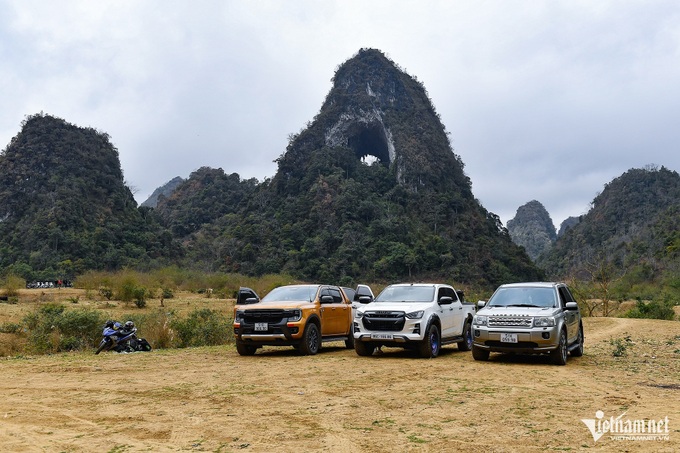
[473,315,488,326]
[405,310,424,319]
[533,317,555,327]
[288,309,302,322]
[234,310,245,322]
[354,311,364,319]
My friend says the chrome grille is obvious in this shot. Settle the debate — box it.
[488,316,532,328]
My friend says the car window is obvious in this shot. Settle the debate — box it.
[488,287,556,308]
[329,288,343,303]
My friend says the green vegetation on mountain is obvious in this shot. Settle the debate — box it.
[507,200,556,261]
[538,166,680,299]
[0,113,181,280]
[159,49,542,286]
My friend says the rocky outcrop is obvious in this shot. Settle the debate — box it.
[507,200,557,261]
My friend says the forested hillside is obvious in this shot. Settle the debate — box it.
[538,166,680,289]
[0,114,181,279]
[159,49,542,286]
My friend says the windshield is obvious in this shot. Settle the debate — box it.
[487,287,556,308]
[261,285,319,303]
[375,285,435,303]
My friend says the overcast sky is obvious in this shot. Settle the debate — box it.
[2,1,679,227]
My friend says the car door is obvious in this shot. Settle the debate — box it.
[558,286,578,342]
[437,286,458,338]
[319,286,348,336]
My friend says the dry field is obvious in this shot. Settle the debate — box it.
[0,290,679,452]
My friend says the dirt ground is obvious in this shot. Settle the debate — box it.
[1,293,679,452]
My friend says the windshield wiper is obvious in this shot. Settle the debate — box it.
[506,304,541,308]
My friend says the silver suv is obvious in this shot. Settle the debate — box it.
[472,282,583,365]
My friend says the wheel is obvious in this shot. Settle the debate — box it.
[418,323,441,358]
[94,339,109,355]
[354,340,376,357]
[344,323,355,349]
[571,324,584,357]
[458,320,473,351]
[299,322,320,355]
[236,341,257,356]
[551,329,568,365]
[472,345,490,361]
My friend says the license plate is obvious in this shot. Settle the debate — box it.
[501,333,518,343]
[254,322,268,332]
[371,333,393,340]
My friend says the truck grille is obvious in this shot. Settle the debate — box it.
[488,316,532,328]
[241,309,295,324]
[362,311,405,331]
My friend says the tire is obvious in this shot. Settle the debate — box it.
[472,345,490,361]
[354,340,376,357]
[457,320,473,351]
[94,339,109,355]
[551,329,568,365]
[418,323,441,358]
[299,322,320,355]
[344,323,355,349]
[571,324,584,357]
[236,341,257,356]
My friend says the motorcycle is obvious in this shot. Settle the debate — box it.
[95,321,152,354]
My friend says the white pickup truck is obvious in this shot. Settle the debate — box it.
[353,283,476,358]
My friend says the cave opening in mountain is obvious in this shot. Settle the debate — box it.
[347,123,390,165]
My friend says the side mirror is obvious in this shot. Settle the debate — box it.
[565,302,579,311]
[477,300,487,308]
[320,295,335,304]
[358,295,373,304]
[439,296,453,305]
[244,297,259,304]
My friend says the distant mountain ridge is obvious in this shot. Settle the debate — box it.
[538,166,680,282]
[507,200,556,261]
[141,176,184,208]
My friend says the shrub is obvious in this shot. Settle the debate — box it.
[161,287,174,299]
[99,287,113,300]
[0,322,21,334]
[2,274,25,297]
[170,308,232,348]
[624,298,676,320]
[23,304,105,353]
[133,287,147,308]
[122,309,174,349]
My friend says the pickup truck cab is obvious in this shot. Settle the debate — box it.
[472,282,584,365]
[233,284,355,356]
[353,283,476,358]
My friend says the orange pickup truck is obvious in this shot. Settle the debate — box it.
[233,284,364,356]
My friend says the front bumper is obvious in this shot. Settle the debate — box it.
[233,321,302,345]
[472,325,560,353]
[353,319,425,344]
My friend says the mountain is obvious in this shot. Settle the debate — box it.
[557,216,580,237]
[0,113,181,279]
[164,48,543,285]
[507,200,556,261]
[537,166,680,283]
[141,176,185,208]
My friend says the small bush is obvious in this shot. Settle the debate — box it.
[610,336,632,357]
[99,287,113,300]
[0,322,21,334]
[161,288,174,299]
[133,287,147,308]
[3,274,25,297]
[23,303,105,353]
[624,298,676,320]
[170,308,231,348]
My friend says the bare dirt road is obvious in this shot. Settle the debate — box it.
[1,316,679,452]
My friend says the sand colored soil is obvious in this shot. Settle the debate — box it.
[0,301,679,452]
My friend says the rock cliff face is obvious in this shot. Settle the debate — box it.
[507,200,556,261]
[274,48,472,199]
